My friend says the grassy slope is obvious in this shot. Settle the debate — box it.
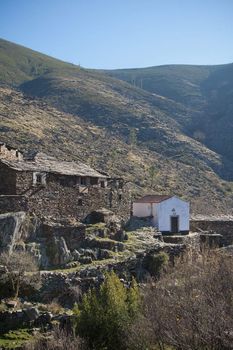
[0,38,232,213]
[17,52,232,182]
[0,38,80,85]
[1,86,232,214]
[103,64,216,105]
[104,63,233,162]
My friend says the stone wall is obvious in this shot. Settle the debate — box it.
[190,219,233,246]
[40,242,187,300]
[0,195,28,213]
[0,169,130,220]
[163,231,223,252]
[0,163,17,194]
[16,171,33,194]
[0,308,39,333]
[26,182,129,220]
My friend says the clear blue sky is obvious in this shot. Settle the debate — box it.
[1,0,233,69]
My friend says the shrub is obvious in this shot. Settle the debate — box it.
[129,251,233,350]
[23,327,86,350]
[74,272,140,350]
[0,251,41,299]
[144,251,169,277]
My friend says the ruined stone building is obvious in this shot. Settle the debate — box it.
[0,143,129,219]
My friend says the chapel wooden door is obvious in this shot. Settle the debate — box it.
[171,216,179,233]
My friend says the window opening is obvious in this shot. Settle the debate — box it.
[80,177,87,186]
[36,174,42,184]
[90,177,98,185]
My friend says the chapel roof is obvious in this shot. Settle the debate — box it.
[134,195,173,203]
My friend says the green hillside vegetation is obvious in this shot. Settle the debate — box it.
[0,38,82,85]
[0,38,233,214]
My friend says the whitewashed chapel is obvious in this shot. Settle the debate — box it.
[132,195,189,234]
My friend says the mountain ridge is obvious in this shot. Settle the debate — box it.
[104,62,233,163]
[0,38,232,214]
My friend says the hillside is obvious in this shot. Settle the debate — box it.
[0,38,233,214]
[0,38,82,85]
[104,64,233,163]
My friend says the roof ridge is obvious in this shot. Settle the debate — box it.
[134,194,173,203]
[0,155,107,178]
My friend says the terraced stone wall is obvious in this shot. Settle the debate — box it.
[190,219,233,246]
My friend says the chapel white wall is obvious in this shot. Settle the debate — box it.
[132,202,153,218]
[156,196,189,232]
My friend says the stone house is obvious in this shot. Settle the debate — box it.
[0,143,129,220]
[0,142,23,161]
[133,195,189,234]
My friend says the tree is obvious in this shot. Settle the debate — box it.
[144,251,169,278]
[148,165,158,189]
[107,149,119,173]
[129,128,137,148]
[0,251,41,299]
[127,277,141,318]
[75,272,140,350]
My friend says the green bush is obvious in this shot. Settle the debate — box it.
[145,251,169,277]
[74,272,140,350]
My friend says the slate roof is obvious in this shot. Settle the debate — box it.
[134,195,172,203]
[0,152,107,178]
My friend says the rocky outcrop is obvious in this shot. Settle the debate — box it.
[0,306,72,333]
[0,307,40,333]
[0,211,28,253]
[0,212,129,269]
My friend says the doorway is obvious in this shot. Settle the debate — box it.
[171,216,179,233]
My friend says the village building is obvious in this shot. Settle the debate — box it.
[0,143,129,220]
[0,142,23,161]
[133,195,189,234]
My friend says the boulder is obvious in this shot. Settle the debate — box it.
[98,249,114,260]
[79,256,92,264]
[72,249,81,261]
[34,312,52,327]
[5,300,18,308]
[116,242,125,252]
[0,212,27,253]
[23,307,40,322]
[83,248,97,260]
[59,237,73,265]
[45,236,73,267]
[87,238,116,251]
[84,208,116,224]
[111,230,127,242]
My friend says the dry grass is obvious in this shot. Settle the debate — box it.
[0,86,232,215]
